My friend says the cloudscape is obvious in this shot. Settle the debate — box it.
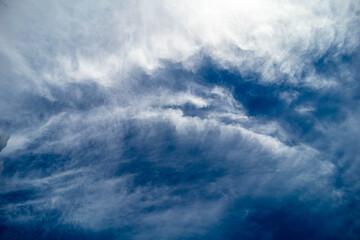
[1,0,360,239]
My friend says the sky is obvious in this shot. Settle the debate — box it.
[0,0,360,239]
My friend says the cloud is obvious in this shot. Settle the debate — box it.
[0,133,9,180]
[1,0,359,89]
[1,0,360,239]
[0,133,9,152]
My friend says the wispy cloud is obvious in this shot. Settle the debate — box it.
[1,0,360,239]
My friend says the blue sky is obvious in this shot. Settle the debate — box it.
[1,0,360,239]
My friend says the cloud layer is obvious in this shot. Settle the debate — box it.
[1,0,360,239]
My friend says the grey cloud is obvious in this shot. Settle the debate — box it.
[0,134,9,152]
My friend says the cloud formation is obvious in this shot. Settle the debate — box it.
[1,0,360,239]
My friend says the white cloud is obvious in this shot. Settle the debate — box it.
[0,0,359,236]
[1,0,359,90]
